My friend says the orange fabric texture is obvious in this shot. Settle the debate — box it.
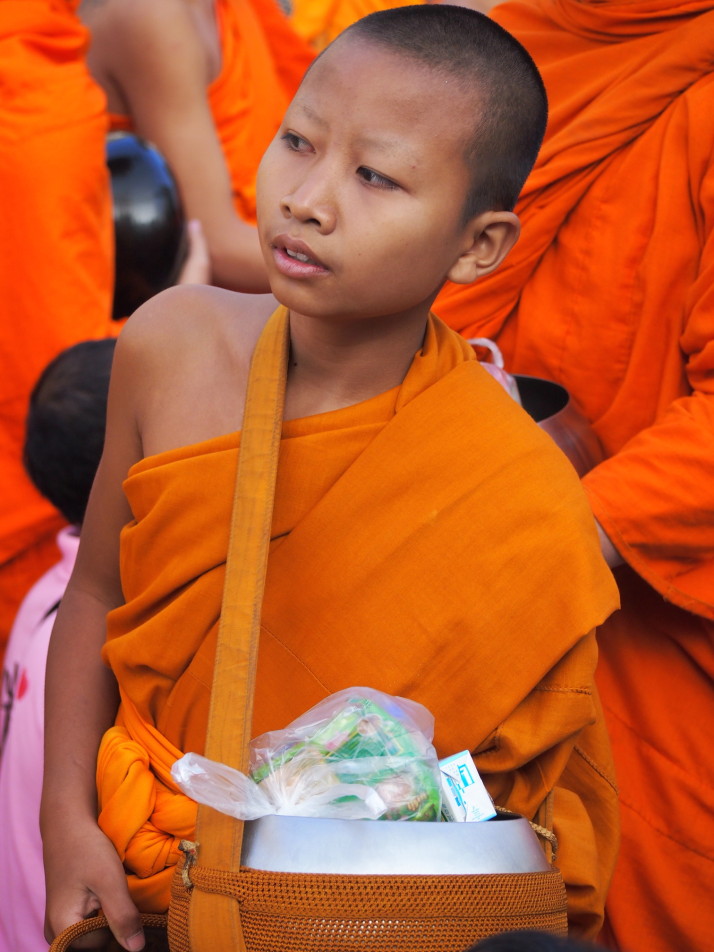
[0,0,114,654]
[289,0,418,51]
[97,311,619,937]
[109,0,314,223]
[434,2,714,949]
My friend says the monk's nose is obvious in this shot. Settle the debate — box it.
[280,172,336,232]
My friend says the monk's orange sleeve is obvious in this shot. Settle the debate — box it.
[246,0,314,86]
[0,1,114,651]
[583,114,714,621]
[474,630,618,939]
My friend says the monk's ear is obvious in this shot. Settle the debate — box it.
[447,211,520,285]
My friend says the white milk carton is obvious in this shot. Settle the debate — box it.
[439,750,496,822]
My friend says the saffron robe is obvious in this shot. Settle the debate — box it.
[434,2,714,949]
[0,0,114,656]
[109,0,314,223]
[289,0,418,52]
[97,313,619,937]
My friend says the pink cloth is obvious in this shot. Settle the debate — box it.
[0,527,79,952]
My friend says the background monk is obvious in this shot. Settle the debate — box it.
[42,8,620,949]
[434,1,714,949]
[0,0,115,661]
[0,187,209,952]
[80,0,315,293]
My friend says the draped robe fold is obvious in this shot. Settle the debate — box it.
[434,3,714,948]
[109,0,314,223]
[0,0,114,655]
[97,313,619,937]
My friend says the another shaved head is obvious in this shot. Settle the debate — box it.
[333,5,548,220]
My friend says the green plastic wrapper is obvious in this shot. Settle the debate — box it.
[249,687,442,821]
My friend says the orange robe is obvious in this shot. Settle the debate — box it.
[290,0,419,52]
[0,0,114,656]
[97,312,619,936]
[109,0,314,223]
[434,2,714,949]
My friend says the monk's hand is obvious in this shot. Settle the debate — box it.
[178,219,211,286]
[44,817,145,951]
[595,519,624,569]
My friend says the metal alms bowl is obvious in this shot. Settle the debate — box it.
[107,131,188,320]
[514,374,603,477]
[240,811,550,875]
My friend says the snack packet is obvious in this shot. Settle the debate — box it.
[439,750,496,822]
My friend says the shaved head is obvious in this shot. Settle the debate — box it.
[332,5,548,220]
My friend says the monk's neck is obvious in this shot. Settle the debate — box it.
[284,311,428,418]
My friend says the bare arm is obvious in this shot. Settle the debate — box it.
[177,219,211,286]
[42,325,150,951]
[594,519,624,568]
[82,0,270,293]
[438,0,505,13]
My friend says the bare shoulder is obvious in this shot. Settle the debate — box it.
[123,283,267,339]
[80,0,186,34]
[80,0,206,84]
[118,285,278,456]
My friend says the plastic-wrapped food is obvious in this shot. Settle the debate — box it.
[172,687,442,822]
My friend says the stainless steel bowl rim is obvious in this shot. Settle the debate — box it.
[241,812,550,875]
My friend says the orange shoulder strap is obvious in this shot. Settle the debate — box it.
[189,306,290,951]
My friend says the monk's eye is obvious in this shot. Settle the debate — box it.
[281,132,311,153]
[357,167,399,190]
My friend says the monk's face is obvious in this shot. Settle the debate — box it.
[256,37,480,325]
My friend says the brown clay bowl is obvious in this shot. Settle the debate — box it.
[514,374,603,477]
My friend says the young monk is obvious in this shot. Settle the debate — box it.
[42,7,620,950]
[0,0,114,661]
[79,0,315,293]
[433,2,714,949]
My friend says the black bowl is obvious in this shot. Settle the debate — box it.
[107,132,188,319]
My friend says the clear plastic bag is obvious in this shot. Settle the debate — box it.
[172,687,442,822]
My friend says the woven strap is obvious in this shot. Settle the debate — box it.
[189,308,290,952]
[494,803,558,863]
[49,914,168,951]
